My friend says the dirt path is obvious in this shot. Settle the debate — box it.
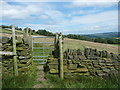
[33,66,45,88]
[33,65,53,88]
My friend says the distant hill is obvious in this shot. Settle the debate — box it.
[82,32,119,38]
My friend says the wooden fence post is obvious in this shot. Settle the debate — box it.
[59,32,64,79]
[26,27,29,37]
[27,28,32,48]
[55,33,59,44]
[12,25,18,76]
[54,33,59,57]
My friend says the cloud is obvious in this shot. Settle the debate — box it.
[3,0,74,2]
[1,1,66,25]
[39,15,49,19]
[1,1,41,20]
[66,0,118,8]
[1,0,118,34]
[70,10,118,25]
[63,23,118,34]
[24,24,64,33]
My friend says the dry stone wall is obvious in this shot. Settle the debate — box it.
[2,36,33,75]
[44,48,120,77]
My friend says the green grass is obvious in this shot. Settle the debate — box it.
[32,32,39,35]
[111,44,120,46]
[45,74,119,88]
[0,28,23,34]
[63,40,85,51]
[32,43,54,64]
[2,65,37,88]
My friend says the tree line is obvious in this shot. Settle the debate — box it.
[65,34,119,44]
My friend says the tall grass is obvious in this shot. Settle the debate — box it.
[2,65,37,88]
[45,73,119,88]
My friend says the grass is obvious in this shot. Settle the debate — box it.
[0,28,23,34]
[2,65,37,88]
[45,73,119,88]
[63,38,85,51]
[32,40,54,64]
[111,44,120,46]
[63,38,118,54]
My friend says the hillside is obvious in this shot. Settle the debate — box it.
[63,38,119,54]
[0,28,23,34]
[83,32,119,38]
[0,28,119,54]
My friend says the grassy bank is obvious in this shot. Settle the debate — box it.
[45,73,119,88]
[0,28,23,34]
[2,65,37,88]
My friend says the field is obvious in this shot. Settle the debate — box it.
[1,29,119,88]
[0,28,119,54]
[63,38,119,54]
[0,28,23,34]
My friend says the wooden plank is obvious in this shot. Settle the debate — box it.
[12,25,18,76]
[0,51,13,55]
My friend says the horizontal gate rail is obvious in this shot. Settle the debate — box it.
[33,59,47,61]
[32,52,50,54]
[33,56,48,58]
[38,62,46,64]
[33,47,54,49]
[32,42,54,44]
[32,36,55,38]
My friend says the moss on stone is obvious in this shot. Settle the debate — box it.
[50,69,58,74]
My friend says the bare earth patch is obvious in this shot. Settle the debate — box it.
[33,65,53,88]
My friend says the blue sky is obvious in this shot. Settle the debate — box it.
[0,0,119,34]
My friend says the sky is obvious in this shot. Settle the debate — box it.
[0,0,119,34]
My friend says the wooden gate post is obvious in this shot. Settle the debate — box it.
[28,28,32,48]
[26,27,29,37]
[12,25,18,76]
[54,33,59,57]
[55,33,59,44]
[59,32,64,79]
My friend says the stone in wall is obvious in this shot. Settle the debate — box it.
[2,36,32,75]
[45,48,120,78]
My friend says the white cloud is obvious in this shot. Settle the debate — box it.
[1,1,66,25]
[3,0,75,2]
[68,9,101,17]
[67,0,119,8]
[39,15,49,19]
[24,24,64,33]
[63,23,118,34]
[70,10,118,25]
[1,1,41,19]
[3,0,119,2]
[1,0,118,34]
